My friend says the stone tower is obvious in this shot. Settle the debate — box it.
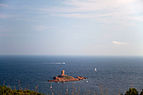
[61,70,65,76]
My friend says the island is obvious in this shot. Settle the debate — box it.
[48,70,87,82]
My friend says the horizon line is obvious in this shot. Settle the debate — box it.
[0,54,143,57]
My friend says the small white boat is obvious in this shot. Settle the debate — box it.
[50,84,52,89]
[94,68,97,72]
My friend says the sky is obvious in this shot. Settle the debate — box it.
[0,0,143,56]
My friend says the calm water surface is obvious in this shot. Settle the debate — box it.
[0,56,143,95]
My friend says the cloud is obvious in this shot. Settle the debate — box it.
[40,0,139,14]
[0,14,15,19]
[39,0,143,24]
[0,4,8,7]
[112,41,128,45]
[128,16,143,22]
[34,25,48,31]
[0,14,9,19]
[63,0,136,12]
[57,12,114,18]
[34,25,55,31]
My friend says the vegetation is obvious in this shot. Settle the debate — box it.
[140,89,143,95]
[121,88,143,95]
[0,85,44,95]
[124,88,138,95]
[1,85,143,95]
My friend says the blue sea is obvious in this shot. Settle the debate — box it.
[0,56,143,95]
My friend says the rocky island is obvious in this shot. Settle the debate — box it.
[48,70,87,82]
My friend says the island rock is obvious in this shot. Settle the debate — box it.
[48,70,87,82]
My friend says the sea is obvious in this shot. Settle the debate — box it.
[0,55,143,95]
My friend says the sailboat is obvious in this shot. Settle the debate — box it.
[94,68,97,72]
[50,84,52,89]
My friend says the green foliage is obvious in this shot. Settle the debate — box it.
[125,88,138,95]
[0,85,44,95]
[140,89,143,95]
[2,85,143,95]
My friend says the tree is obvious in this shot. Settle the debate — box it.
[140,89,143,95]
[125,88,138,95]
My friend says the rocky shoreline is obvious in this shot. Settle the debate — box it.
[48,70,87,82]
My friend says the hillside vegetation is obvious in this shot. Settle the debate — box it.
[0,85,44,95]
[1,85,143,95]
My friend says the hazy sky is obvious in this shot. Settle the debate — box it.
[0,0,143,56]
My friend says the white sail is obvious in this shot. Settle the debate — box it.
[94,68,97,72]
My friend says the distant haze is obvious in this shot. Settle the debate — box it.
[0,0,143,56]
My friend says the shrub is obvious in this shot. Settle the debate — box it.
[125,88,138,95]
[140,89,143,95]
[0,85,44,95]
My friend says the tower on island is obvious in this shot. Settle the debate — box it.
[61,70,65,76]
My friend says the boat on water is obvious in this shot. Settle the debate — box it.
[94,68,97,72]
